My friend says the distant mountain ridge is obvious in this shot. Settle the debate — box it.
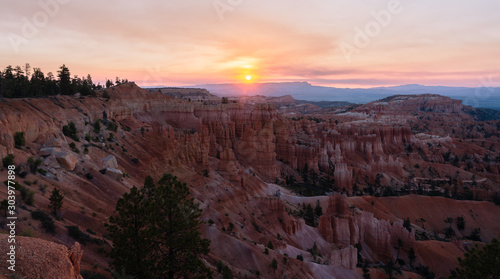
[179,82,500,110]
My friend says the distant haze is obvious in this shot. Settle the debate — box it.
[182,82,500,110]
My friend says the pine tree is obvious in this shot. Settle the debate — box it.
[270,258,278,273]
[314,200,323,217]
[49,188,64,217]
[408,247,416,267]
[454,238,500,278]
[58,64,73,95]
[106,174,211,279]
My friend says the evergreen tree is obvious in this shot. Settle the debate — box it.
[107,174,211,279]
[305,203,315,226]
[314,200,323,217]
[106,186,152,278]
[403,217,412,232]
[408,247,416,267]
[453,238,500,278]
[49,188,64,216]
[270,258,278,273]
[456,215,466,233]
[58,64,73,95]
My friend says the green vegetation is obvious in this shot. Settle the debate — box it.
[2,154,15,167]
[27,157,43,174]
[107,121,118,132]
[270,258,278,273]
[0,64,99,98]
[19,186,35,206]
[63,121,78,141]
[69,142,80,153]
[451,239,500,278]
[66,226,93,245]
[106,174,211,279]
[14,131,25,148]
[49,188,64,217]
[93,119,101,134]
[31,210,56,234]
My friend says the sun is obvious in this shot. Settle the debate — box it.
[245,75,252,81]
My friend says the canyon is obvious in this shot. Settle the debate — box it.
[0,83,499,278]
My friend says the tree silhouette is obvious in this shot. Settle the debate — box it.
[48,188,64,217]
[58,64,73,95]
[106,174,210,279]
[453,238,500,278]
[408,247,416,267]
[444,217,455,239]
[270,258,278,273]
[396,238,403,264]
[403,217,412,232]
[456,216,465,234]
[416,218,426,229]
[314,200,323,217]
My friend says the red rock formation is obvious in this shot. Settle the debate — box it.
[0,235,83,279]
[319,194,415,262]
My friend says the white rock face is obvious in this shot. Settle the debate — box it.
[102,155,118,169]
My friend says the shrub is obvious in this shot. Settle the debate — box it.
[66,225,92,245]
[131,158,139,164]
[69,142,80,153]
[62,121,78,140]
[85,173,93,180]
[93,119,101,133]
[2,154,15,167]
[27,157,43,173]
[20,186,35,206]
[37,168,47,175]
[296,254,303,261]
[99,169,107,174]
[14,132,25,147]
[21,228,35,237]
[31,210,56,234]
[107,121,118,132]
[81,270,108,279]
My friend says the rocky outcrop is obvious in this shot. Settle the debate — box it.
[106,167,123,180]
[39,147,60,157]
[0,235,83,279]
[330,246,357,269]
[55,151,78,171]
[102,155,118,169]
[319,194,415,262]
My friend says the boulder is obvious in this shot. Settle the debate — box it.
[55,152,78,171]
[39,147,61,157]
[102,155,118,169]
[0,235,83,279]
[46,138,66,148]
[106,167,123,180]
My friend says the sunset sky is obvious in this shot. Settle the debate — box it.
[1,0,500,88]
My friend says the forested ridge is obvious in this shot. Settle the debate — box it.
[0,63,128,98]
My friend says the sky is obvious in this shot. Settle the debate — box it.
[1,0,500,88]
